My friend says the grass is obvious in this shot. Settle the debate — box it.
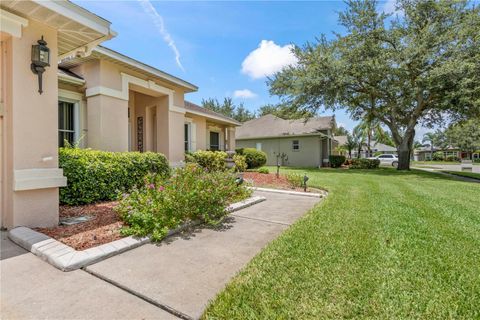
[441,170,480,180]
[203,167,480,319]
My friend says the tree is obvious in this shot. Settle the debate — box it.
[268,0,480,170]
[344,132,358,159]
[352,126,366,158]
[354,115,387,157]
[201,98,255,122]
[445,119,480,158]
[422,132,438,159]
[257,103,316,119]
[334,126,349,136]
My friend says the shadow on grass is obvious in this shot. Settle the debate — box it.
[277,166,476,184]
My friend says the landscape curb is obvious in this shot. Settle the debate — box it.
[250,187,327,198]
[7,196,266,272]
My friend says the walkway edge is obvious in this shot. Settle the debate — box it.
[7,196,266,272]
[250,187,327,198]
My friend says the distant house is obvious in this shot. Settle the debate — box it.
[414,146,479,161]
[236,114,337,167]
[335,136,397,158]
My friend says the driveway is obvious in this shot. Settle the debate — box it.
[412,163,480,173]
[1,191,320,320]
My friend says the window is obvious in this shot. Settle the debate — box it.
[58,101,75,147]
[184,123,189,152]
[256,142,262,151]
[292,140,300,151]
[210,131,220,151]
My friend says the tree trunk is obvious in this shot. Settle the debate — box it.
[397,130,415,170]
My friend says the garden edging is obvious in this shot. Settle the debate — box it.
[250,187,327,198]
[8,195,266,272]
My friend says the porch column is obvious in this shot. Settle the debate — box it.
[86,94,128,152]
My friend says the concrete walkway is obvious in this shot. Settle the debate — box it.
[1,191,320,320]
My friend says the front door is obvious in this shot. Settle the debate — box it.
[210,131,219,151]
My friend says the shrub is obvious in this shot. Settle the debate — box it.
[445,155,459,162]
[59,148,169,205]
[329,155,346,168]
[286,173,303,189]
[116,163,252,241]
[258,167,269,174]
[373,151,383,157]
[187,150,227,171]
[432,151,444,161]
[238,148,267,169]
[350,158,380,169]
[233,154,247,172]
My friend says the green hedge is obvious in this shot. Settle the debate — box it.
[329,155,346,168]
[237,148,267,169]
[59,148,169,205]
[185,150,227,171]
[350,158,380,169]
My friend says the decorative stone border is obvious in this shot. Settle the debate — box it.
[8,196,266,272]
[250,187,327,198]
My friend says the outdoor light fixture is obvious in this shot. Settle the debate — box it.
[31,36,50,94]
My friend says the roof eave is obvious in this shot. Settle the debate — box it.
[94,46,198,92]
[236,132,329,140]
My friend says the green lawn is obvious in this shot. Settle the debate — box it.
[442,170,480,180]
[203,167,480,319]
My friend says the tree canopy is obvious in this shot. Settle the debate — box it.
[268,0,480,169]
[201,98,255,123]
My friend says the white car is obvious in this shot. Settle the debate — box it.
[369,154,399,167]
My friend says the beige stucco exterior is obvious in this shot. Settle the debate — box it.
[1,1,239,229]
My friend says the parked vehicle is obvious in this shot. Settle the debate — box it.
[369,154,399,167]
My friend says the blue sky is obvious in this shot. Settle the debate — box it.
[74,0,406,134]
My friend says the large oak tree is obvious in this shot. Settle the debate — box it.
[269,0,480,169]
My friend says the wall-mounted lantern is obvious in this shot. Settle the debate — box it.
[31,36,50,94]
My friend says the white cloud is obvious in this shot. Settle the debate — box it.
[138,0,184,71]
[241,40,298,79]
[233,89,257,99]
[382,0,403,15]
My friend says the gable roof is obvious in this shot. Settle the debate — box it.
[59,46,198,92]
[236,114,335,140]
[184,101,241,126]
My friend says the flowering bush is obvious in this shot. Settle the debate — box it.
[233,154,247,172]
[116,163,252,241]
[286,173,303,188]
[186,150,227,171]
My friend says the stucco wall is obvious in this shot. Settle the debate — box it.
[237,136,323,167]
[2,20,60,227]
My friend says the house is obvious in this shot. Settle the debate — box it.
[0,0,239,229]
[414,146,479,161]
[335,135,397,158]
[236,114,337,167]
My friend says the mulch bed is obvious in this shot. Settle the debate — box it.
[34,202,124,251]
[243,172,323,193]
[33,172,320,251]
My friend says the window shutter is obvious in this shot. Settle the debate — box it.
[190,123,196,151]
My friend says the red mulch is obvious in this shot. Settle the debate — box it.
[243,172,323,193]
[34,202,123,251]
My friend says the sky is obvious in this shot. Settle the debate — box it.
[74,0,422,136]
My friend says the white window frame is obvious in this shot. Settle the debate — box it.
[292,140,300,151]
[58,90,84,146]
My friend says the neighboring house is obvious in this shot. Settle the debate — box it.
[414,146,479,161]
[236,114,337,167]
[335,136,397,158]
[0,0,239,229]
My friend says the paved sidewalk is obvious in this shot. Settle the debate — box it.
[86,191,319,319]
[1,191,320,320]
